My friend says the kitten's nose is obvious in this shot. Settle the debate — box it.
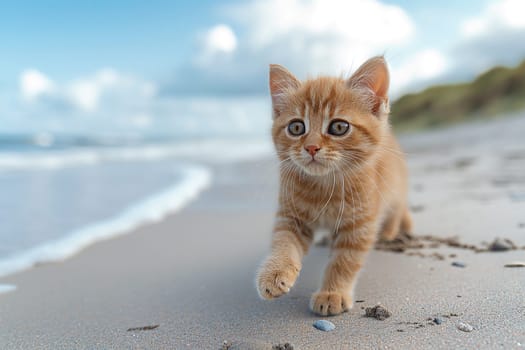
[305,144,321,156]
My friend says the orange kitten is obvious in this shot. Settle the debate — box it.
[256,56,412,316]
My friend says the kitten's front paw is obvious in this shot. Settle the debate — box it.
[256,258,300,300]
[310,291,352,316]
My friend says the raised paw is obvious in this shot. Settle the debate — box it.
[310,290,352,316]
[256,258,300,300]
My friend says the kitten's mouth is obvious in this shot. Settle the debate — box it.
[298,157,331,176]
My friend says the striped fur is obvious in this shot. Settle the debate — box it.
[257,56,412,316]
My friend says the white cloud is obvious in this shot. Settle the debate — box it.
[19,68,158,113]
[231,0,414,73]
[391,49,449,95]
[237,0,413,49]
[66,68,154,111]
[67,80,100,111]
[168,0,416,95]
[205,24,237,54]
[446,0,525,80]
[20,69,55,101]
[195,24,238,66]
[461,0,525,38]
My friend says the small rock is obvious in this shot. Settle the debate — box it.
[504,261,525,268]
[457,322,474,332]
[364,305,392,320]
[313,320,335,332]
[488,238,514,252]
[433,317,443,325]
[451,261,466,268]
[272,343,294,350]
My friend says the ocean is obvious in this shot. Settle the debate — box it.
[0,134,273,280]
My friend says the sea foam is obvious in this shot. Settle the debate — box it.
[0,164,211,279]
[0,138,273,171]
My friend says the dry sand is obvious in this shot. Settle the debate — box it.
[1,115,525,349]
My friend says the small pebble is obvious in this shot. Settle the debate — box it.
[433,317,443,325]
[364,305,392,320]
[451,261,466,268]
[488,238,514,252]
[457,322,474,332]
[272,343,294,350]
[504,261,525,268]
[313,320,335,332]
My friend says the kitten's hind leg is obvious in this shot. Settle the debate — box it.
[379,210,404,241]
[400,208,413,234]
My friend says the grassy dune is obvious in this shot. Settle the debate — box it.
[391,59,525,131]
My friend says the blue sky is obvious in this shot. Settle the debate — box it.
[0,1,215,81]
[0,0,493,84]
[1,0,524,137]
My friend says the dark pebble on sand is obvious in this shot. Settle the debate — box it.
[313,320,335,332]
[451,261,466,268]
[272,343,294,350]
[364,305,392,320]
[433,317,443,325]
[488,238,515,251]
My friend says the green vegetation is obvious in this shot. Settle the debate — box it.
[391,59,525,131]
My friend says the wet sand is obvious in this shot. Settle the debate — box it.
[1,114,525,349]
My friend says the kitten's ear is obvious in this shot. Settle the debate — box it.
[347,56,390,116]
[269,64,300,117]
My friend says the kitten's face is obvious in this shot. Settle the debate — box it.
[271,77,386,177]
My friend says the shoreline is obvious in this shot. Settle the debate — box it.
[0,164,211,281]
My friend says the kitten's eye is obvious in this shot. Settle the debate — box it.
[287,120,306,136]
[328,120,350,136]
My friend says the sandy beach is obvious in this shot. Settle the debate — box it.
[1,114,525,349]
